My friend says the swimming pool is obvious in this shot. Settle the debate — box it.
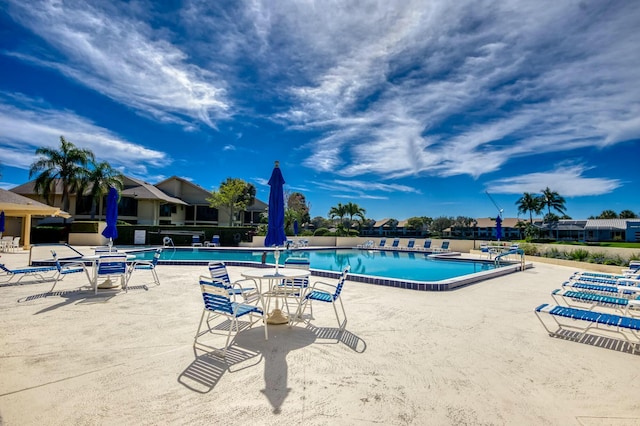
[130,247,524,291]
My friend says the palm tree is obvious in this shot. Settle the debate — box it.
[516,192,543,224]
[328,203,347,225]
[619,209,638,219]
[82,161,124,219]
[540,187,566,219]
[596,209,618,219]
[344,202,366,230]
[29,136,95,212]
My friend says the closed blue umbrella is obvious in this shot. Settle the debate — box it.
[101,187,119,251]
[263,161,288,324]
[265,161,286,248]
[293,219,298,237]
[0,211,5,237]
[495,216,502,241]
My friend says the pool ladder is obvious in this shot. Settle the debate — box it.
[494,248,526,271]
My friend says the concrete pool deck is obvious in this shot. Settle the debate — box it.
[1,247,638,425]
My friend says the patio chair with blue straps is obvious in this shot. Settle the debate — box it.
[390,238,400,249]
[0,263,57,284]
[128,248,162,288]
[276,257,311,322]
[50,250,91,292]
[195,275,267,357]
[208,261,256,298]
[94,254,129,294]
[298,266,350,331]
[378,238,387,248]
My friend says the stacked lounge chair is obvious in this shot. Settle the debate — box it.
[535,271,640,354]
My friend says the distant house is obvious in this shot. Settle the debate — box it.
[472,217,524,240]
[11,175,267,227]
[532,218,640,242]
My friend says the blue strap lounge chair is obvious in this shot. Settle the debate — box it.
[128,248,162,288]
[402,239,416,250]
[0,263,57,284]
[417,239,432,251]
[432,241,450,253]
[378,238,387,248]
[204,235,220,247]
[551,288,640,315]
[192,235,203,247]
[390,238,400,249]
[534,303,640,354]
[298,266,350,331]
[195,275,267,357]
[50,250,91,292]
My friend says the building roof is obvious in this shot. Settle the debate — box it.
[373,218,391,227]
[0,188,70,217]
[584,219,630,230]
[474,217,524,228]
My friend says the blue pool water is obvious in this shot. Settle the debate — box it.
[131,248,498,282]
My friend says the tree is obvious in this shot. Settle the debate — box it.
[29,136,95,212]
[596,210,618,219]
[619,210,638,219]
[430,216,453,236]
[207,178,255,226]
[540,187,566,218]
[81,161,124,219]
[516,192,543,224]
[310,216,331,230]
[344,202,366,229]
[328,203,347,224]
[287,192,311,225]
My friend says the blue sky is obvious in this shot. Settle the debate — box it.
[1,0,639,221]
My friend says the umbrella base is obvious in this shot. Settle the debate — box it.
[97,279,120,289]
[266,308,289,325]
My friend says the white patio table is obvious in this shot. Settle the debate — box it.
[241,267,311,325]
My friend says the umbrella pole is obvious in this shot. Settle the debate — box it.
[266,247,289,324]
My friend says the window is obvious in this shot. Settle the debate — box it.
[159,204,175,217]
[118,197,138,216]
[75,195,93,215]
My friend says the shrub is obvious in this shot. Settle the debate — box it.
[519,243,538,256]
[544,247,567,259]
[603,255,625,266]
[314,227,331,236]
[588,251,607,264]
[568,249,590,262]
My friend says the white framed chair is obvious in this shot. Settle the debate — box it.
[50,250,91,292]
[208,261,256,297]
[10,236,21,252]
[192,235,203,247]
[195,275,267,357]
[275,257,311,323]
[128,248,162,288]
[298,266,350,331]
[94,254,129,294]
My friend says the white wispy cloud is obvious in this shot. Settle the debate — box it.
[5,0,231,128]
[0,93,168,177]
[250,0,640,180]
[486,164,622,197]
